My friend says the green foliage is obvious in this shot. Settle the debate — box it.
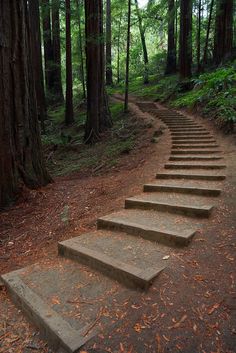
[42,102,140,176]
[172,65,236,125]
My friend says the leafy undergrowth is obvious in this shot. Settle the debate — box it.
[111,61,236,132]
[42,101,151,177]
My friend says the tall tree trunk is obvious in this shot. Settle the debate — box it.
[124,0,132,112]
[179,0,192,79]
[65,0,74,125]
[0,0,51,207]
[134,0,149,83]
[28,0,47,132]
[165,0,177,75]
[84,0,112,143]
[106,0,113,85]
[52,0,64,104]
[75,0,86,100]
[202,0,214,66]
[117,11,122,84]
[213,0,233,64]
[196,0,201,73]
[41,0,55,97]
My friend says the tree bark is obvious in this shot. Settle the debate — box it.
[52,0,64,104]
[75,0,86,100]
[65,0,74,125]
[202,0,214,66]
[179,0,192,79]
[28,0,47,132]
[117,12,122,84]
[0,0,51,208]
[124,0,132,112]
[213,0,233,65]
[106,0,113,85]
[165,0,177,75]
[134,0,149,83]
[84,0,112,143]
[41,0,55,96]
[196,0,201,73]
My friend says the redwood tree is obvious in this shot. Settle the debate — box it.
[134,0,149,83]
[65,0,74,125]
[52,0,64,103]
[213,0,233,64]
[124,0,132,112]
[0,0,51,207]
[165,0,177,75]
[84,0,112,143]
[41,0,55,97]
[28,0,47,131]
[179,0,192,79]
[106,0,113,85]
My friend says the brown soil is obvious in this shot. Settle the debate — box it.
[0,97,236,353]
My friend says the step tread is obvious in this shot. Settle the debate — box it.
[144,181,222,194]
[126,192,216,210]
[98,209,201,240]
[1,269,94,352]
[59,230,166,287]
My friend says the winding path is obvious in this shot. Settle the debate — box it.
[1,103,227,353]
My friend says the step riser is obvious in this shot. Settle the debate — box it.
[58,243,160,290]
[169,128,205,131]
[171,150,222,155]
[172,141,216,144]
[172,145,219,149]
[165,164,226,170]
[156,174,226,181]
[97,219,194,247]
[171,133,210,137]
[172,137,215,141]
[125,199,212,218]
[165,122,200,129]
[169,156,222,161]
[1,272,91,353]
[143,184,221,196]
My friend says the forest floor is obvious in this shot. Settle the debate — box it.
[0,96,236,353]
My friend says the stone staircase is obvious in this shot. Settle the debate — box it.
[1,104,226,353]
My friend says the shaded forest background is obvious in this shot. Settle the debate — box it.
[0,0,235,207]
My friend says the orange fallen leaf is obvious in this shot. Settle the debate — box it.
[156,333,162,352]
[168,314,187,329]
[208,303,220,315]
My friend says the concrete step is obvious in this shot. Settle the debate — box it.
[156,172,226,181]
[143,183,221,196]
[165,163,226,170]
[166,123,199,127]
[172,144,220,149]
[171,132,210,136]
[169,155,223,161]
[172,141,217,145]
[171,149,222,155]
[1,268,96,353]
[125,193,214,217]
[59,230,166,290]
[169,128,206,131]
[172,137,215,142]
[98,209,198,246]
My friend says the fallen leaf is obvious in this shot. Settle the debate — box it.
[162,255,170,260]
[208,303,220,315]
[168,314,187,329]
[156,333,162,352]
